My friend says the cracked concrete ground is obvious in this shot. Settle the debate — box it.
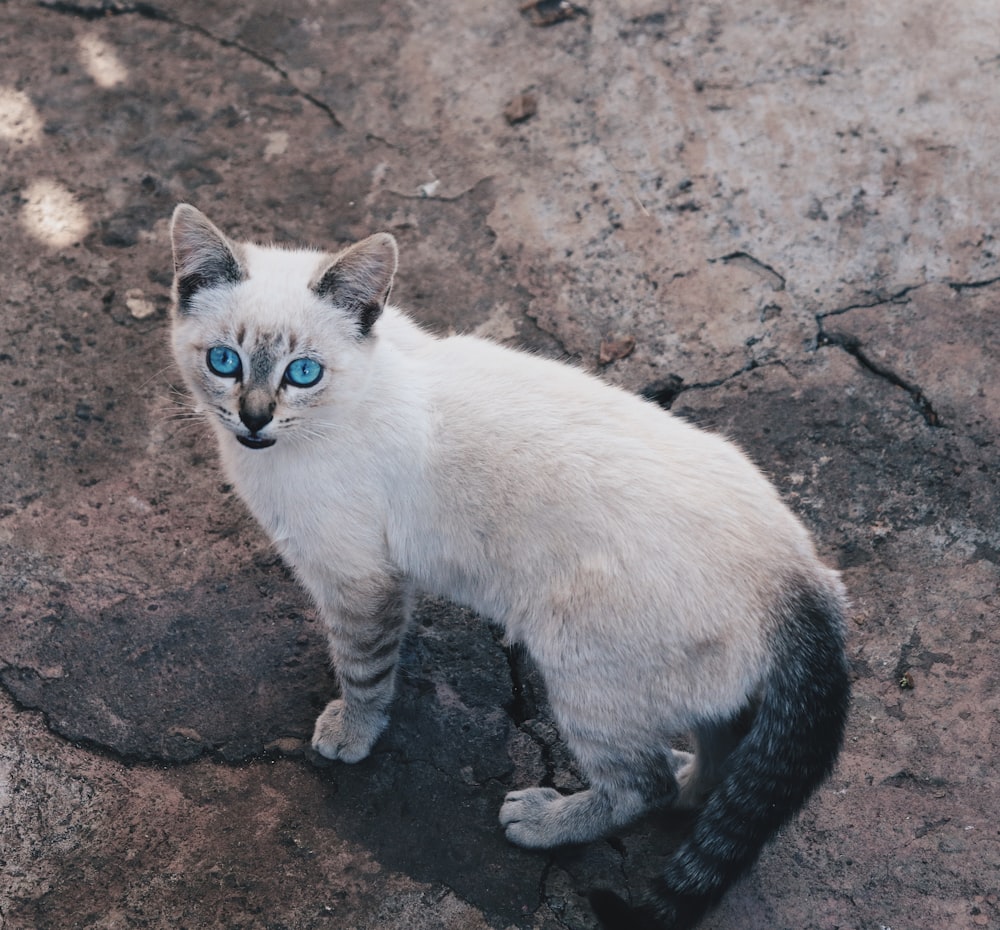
[1,1,999,927]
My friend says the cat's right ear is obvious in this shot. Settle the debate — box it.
[170,204,244,315]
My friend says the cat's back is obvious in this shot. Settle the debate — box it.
[402,329,816,575]
[417,331,763,496]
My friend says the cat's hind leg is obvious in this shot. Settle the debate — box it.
[499,715,748,847]
[312,577,411,763]
[500,744,679,849]
[675,711,751,809]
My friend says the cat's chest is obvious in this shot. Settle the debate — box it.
[227,446,387,560]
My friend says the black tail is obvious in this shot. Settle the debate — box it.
[591,581,851,930]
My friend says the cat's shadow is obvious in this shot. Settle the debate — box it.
[303,598,554,919]
[5,574,640,926]
[306,599,677,928]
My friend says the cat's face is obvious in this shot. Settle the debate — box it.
[169,206,397,451]
[174,282,335,450]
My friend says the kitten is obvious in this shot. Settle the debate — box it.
[169,204,850,930]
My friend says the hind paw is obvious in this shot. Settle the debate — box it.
[499,787,564,848]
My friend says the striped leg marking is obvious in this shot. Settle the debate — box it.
[312,583,409,763]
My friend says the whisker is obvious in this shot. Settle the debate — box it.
[134,364,180,394]
[287,422,333,446]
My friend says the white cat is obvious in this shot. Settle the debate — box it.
[169,204,850,930]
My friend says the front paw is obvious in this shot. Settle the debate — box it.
[499,787,564,848]
[311,699,386,763]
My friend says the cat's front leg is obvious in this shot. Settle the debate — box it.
[311,577,410,763]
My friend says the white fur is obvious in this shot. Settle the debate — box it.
[170,206,845,851]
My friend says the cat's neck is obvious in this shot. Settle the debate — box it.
[216,316,432,544]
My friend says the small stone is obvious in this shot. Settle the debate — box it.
[265,737,306,756]
[125,288,157,319]
[520,0,587,27]
[598,334,636,364]
[504,92,537,125]
[167,726,203,743]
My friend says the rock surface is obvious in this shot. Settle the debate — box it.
[2,1,998,928]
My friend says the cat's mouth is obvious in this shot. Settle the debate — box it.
[237,434,276,450]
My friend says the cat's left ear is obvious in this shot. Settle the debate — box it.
[313,233,398,337]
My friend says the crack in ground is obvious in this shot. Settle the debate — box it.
[640,358,780,410]
[498,636,560,790]
[815,315,941,427]
[716,251,787,291]
[4,659,316,768]
[948,274,1000,292]
[812,273,1000,429]
[537,851,598,930]
[0,670,195,767]
[39,0,344,130]
[501,639,539,726]
[535,857,565,927]
[817,283,920,319]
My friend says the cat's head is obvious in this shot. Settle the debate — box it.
[169,204,397,451]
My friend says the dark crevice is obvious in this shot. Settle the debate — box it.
[39,0,344,129]
[3,664,326,768]
[640,373,686,408]
[819,273,1000,319]
[641,358,775,410]
[520,310,576,363]
[537,854,582,930]
[816,325,941,427]
[605,834,633,904]
[716,251,786,291]
[497,635,559,789]
[39,0,164,18]
[179,24,345,131]
[502,641,539,725]
[810,276,1000,428]
[818,283,919,320]
[948,274,1000,292]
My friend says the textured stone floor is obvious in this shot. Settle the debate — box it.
[2,1,998,928]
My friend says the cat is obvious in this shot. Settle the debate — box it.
[169,203,851,930]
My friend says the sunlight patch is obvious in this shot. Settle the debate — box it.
[0,87,43,145]
[77,34,129,89]
[20,179,90,248]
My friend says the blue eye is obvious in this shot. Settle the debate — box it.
[207,345,242,378]
[284,357,323,388]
